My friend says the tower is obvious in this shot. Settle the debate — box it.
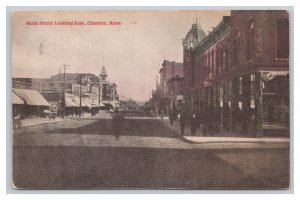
[99,66,108,82]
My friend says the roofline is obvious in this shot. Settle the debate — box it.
[194,16,231,51]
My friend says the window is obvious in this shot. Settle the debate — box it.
[239,77,243,95]
[211,50,215,77]
[277,18,289,59]
[201,56,204,81]
[250,74,255,108]
[205,55,209,80]
[225,45,229,72]
[216,49,219,76]
[208,53,211,79]
[219,48,223,73]
[222,49,226,72]
[246,20,254,61]
[232,31,240,65]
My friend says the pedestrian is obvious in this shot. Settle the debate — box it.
[169,109,174,126]
[160,109,164,125]
[191,112,197,136]
[112,108,124,140]
[202,107,209,136]
[179,109,185,136]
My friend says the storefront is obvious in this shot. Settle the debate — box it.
[12,88,50,118]
[261,71,289,136]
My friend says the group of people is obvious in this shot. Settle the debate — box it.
[167,103,220,136]
[168,107,197,136]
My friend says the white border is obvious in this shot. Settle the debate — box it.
[1,0,299,199]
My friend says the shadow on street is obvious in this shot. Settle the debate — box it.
[15,117,179,139]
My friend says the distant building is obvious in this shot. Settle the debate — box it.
[158,60,183,112]
[167,75,184,106]
[12,68,119,118]
[159,60,183,98]
[98,67,119,109]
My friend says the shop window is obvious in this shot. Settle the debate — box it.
[277,18,289,59]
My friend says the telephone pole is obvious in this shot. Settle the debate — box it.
[61,64,69,119]
[98,81,101,113]
[79,74,82,117]
[59,68,62,114]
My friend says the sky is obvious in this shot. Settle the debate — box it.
[12,10,230,101]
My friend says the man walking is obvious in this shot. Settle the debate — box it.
[191,112,197,136]
[179,109,185,136]
[169,109,174,126]
[160,109,164,125]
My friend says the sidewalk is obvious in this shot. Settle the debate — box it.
[158,116,290,145]
[67,111,112,119]
[20,111,112,127]
[21,117,65,127]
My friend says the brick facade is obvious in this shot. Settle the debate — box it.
[182,11,289,137]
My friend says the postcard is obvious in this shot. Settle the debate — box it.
[11,10,290,189]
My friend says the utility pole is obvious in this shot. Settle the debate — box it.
[98,83,101,113]
[61,64,69,119]
[59,68,61,114]
[79,74,84,117]
[108,83,111,111]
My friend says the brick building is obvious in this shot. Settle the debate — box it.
[183,11,289,137]
[159,60,183,112]
[159,60,183,98]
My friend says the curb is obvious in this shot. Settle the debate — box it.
[182,137,290,145]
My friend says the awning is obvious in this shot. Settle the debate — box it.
[65,93,79,107]
[103,103,114,108]
[13,88,50,106]
[81,98,92,108]
[12,92,24,105]
[90,99,105,107]
[261,71,289,81]
[65,93,107,108]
